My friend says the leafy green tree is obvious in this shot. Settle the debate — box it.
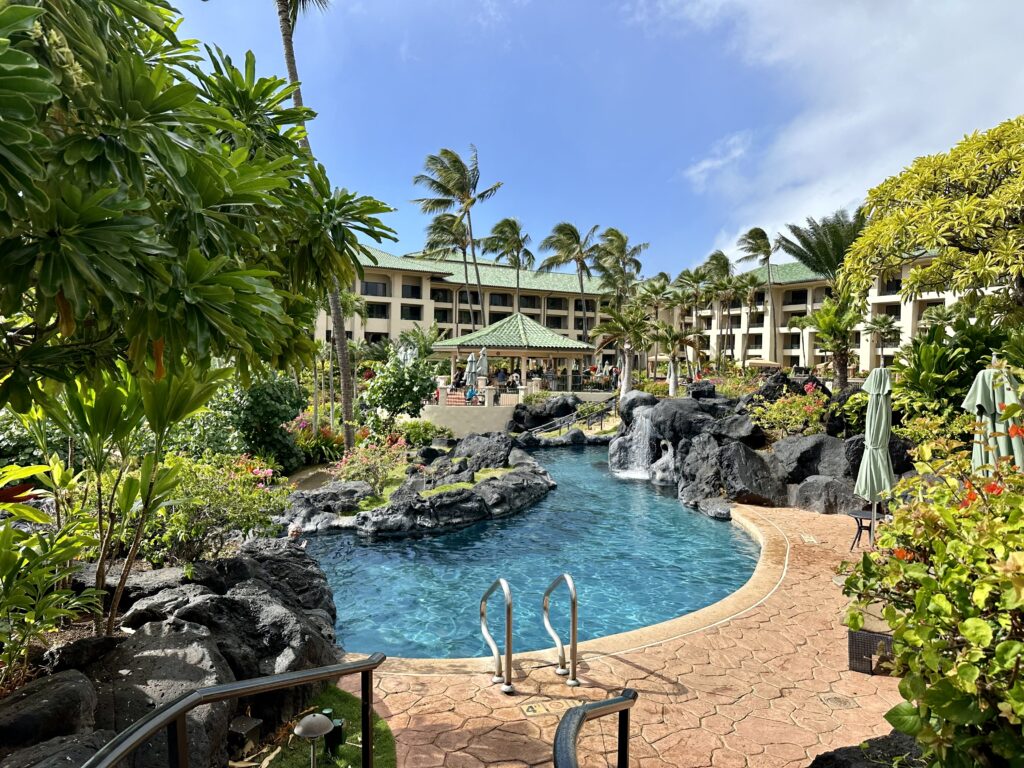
[845,116,1024,323]
[788,290,864,389]
[636,273,673,376]
[539,222,602,339]
[651,321,698,395]
[229,373,307,473]
[776,208,866,284]
[732,271,765,367]
[595,228,646,311]
[398,322,444,360]
[480,217,534,310]
[736,227,776,361]
[360,353,436,434]
[413,146,502,325]
[861,314,900,366]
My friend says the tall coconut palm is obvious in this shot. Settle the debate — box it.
[636,273,673,376]
[595,228,647,308]
[652,320,699,396]
[539,223,602,339]
[480,218,534,310]
[710,274,741,367]
[673,267,709,373]
[737,226,776,360]
[731,271,765,367]
[413,147,501,326]
[775,208,866,284]
[423,214,473,335]
[789,290,864,389]
[590,303,651,398]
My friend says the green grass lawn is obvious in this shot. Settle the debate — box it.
[260,687,396,768]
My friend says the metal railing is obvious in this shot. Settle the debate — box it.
[552,689,638,768]
[480,577,514,694]
[81,653,387,768]
[542,573,579,687]
[526,394,618,437]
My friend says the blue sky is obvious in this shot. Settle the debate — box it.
[175,1,1024,277]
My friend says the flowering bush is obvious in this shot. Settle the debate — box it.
[287,412,346,464]
[394,419,453,447]
[332,438,407,496]
[139,454,286,566]
[748,389,829,440]
[844,456,1024,766]
[893,412,977,461]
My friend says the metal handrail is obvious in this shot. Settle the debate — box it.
[81,653,387,768]
[542,573,579,687]
[552,689,638,768]
[480,577,514,694]
[526,394,618,437]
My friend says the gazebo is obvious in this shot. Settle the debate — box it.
[432,313,594,390]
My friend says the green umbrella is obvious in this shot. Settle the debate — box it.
[962,365,1024,476]
[855,367,897,506]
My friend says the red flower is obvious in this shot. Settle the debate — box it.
[959,489,978,509]
[1009,424,1024,439]
[893,547,914,562]
[984,481,1004,496]
[999,402,1007,412]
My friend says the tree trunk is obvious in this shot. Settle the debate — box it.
[329,341,336,427]
[668,355,678,397]
[329,285,356,449]
[620,347,633,398]
[835,346,849,390]
[465,210,487,326]
[577,269,588,360]
[462,249,475,331]
[765,262,775,363]
[515,264,521,314]
[651,302,659,378]
[311,351,319,432]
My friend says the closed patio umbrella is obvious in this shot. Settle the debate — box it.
[855,367,896,545]
[464,352,477,385]
[477,347,489,385]
[962,364,1024,476]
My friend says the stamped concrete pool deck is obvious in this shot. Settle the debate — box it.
[342,505,901,768]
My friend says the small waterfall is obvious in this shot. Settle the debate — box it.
[614,405,656,479]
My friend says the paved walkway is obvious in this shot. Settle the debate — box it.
[345,506,901,768]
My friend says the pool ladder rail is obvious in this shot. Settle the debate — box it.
[480,572,580,695]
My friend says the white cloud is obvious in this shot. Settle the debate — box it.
[682,131,751,190]
[629,0,1024,261]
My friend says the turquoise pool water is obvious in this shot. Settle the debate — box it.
[307,446,759,658]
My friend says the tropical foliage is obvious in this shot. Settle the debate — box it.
[332,437,407,496]
[229,373,307,473]
[360,352,437,434]
[844,115,1024,324]
[788,290,864,389]
[748,384,830,440]
[777,208,866,284]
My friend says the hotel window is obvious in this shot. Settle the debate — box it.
[400,304,422,321]
[519,295,540,309]
[433,308,451,324]
[783,289,807,305]
[430,287,453,303]
[489,293,513,307]
[366,303,389,320]
[458,310,481,325]
[361,280,388,297]
[574,298,596,313]
[490,312,511,323]
[749,313,764,328]
[458,290,481,305]
[523,313,541,323]
[882,276,903,295]
[365,332,388,344]
[883,305,902,320]
[401,281,422,300]
[546,297,568,311]
[545,316,567,330]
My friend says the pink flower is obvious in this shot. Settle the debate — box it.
[803,382,817,394]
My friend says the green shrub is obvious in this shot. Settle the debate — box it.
[523,391,556,406]
[748,387,829,440]
[230,374,307,474]
[286,411,346,465]
[139,454,285,566]
[844,459,1024,766]
[360,355,436,433]
[164,385,245,458]
[332,438,408,496]
[638,380,670,397]
[394,419,453,447]
[0,465,100,693]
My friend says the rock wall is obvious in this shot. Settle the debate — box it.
[4,540,339,768]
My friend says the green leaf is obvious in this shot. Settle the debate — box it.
[959,617,994,648]
[885,702,922,735]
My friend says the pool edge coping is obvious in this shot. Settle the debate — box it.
[371,503,791,677]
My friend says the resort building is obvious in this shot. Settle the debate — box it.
[318,247,959,374]
[671,261,959,373]
[314,246,608,351]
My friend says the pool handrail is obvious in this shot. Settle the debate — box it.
[553,688,638,768]
[480,577,514,694]
[542,573,579,686]
[80,652,386,768]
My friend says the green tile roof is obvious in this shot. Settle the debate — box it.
[743,261,826,285]
[357,245,603,293]
[433,313,594,351]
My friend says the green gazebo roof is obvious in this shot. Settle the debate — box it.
[432,313,594,353]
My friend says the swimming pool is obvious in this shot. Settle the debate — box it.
[307,446,760,658]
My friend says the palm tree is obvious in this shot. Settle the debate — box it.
[731,271,764,367]
[652,321,698,396]
[538,223,602,340]
[789,290,864,389]
[398,322,444,359]
[736,226,776,360]
[673,267,709,374]
[590,303,651,398]
[594,228,645,311]
[413,147,501,326]
[775,208,867,284]
[636,273,673,377]
[480,218,534,310]
[423,214,473,334]
[862,314,900,367]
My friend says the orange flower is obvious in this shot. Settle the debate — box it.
[1009,424,1024,439]
[893,547,914,562]
[984,481,1004,496]
[959,489,978,508]
[999,402,1007,412]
